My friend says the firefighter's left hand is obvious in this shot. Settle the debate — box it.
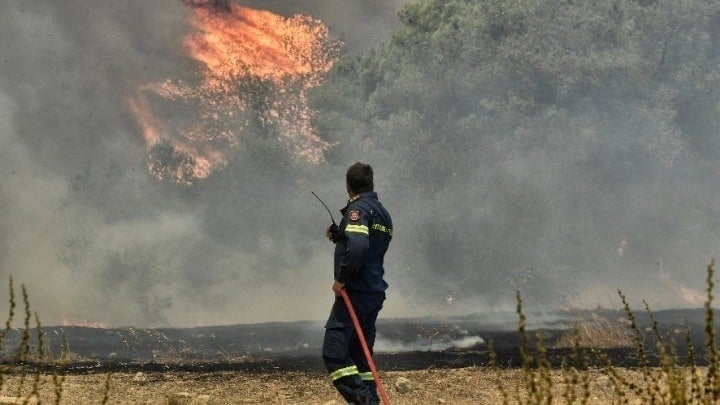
[332,280,345,296]
[326,224,339,243]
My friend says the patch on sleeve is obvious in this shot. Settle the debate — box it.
[348,209,361,222]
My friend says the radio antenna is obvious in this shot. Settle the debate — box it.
[311,191,337,225]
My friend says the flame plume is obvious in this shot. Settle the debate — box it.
[127,1,341,184]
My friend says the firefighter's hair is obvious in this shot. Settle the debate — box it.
[346,162,374,194]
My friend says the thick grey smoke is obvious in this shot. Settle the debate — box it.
[0,1,406,328]
[239,0,406,50]
[1,0,715,329]
[319,1,720,320]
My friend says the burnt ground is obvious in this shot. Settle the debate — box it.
[0,308,714,374]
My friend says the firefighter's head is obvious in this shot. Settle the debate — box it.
[346,162,374,196]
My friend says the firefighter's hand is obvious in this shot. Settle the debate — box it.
[332,280,345,296]
[326,224,339,243]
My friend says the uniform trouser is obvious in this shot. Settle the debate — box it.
[323,290,385,404]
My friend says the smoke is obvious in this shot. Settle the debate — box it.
[1,0,716,329]
[303,0,720,319]
[375,333,484,353]
[0,1,407,328]
[236,0,406,50]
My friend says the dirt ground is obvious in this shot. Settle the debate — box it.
[0,366,661,404]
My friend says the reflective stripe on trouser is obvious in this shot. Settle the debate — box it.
[323,327,375,403]
[359,371,379,402]
[323,292,385,404]
[330,365,359,381]
[359,372,373,381]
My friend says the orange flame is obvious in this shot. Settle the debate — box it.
[185,5,328,83]
[61,314,109,329]
[127,2,340,184]
[658,261,705,307]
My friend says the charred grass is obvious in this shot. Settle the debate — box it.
[1,261,720,403]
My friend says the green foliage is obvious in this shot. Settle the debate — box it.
[309,0,720,304]
[314,0,719,160]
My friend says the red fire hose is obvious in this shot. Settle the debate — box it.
[339,289,391,405]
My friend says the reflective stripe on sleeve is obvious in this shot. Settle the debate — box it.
[330,365,359,381]
[371,223,392,236]
[345,224,369,235]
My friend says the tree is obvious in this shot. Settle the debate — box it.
[310,0,720,309]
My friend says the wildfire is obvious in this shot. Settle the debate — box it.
[127,0,340,184]
[61,314,108,329]
[658,261,705,307]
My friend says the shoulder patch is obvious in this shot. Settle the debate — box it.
[348,210,361,222]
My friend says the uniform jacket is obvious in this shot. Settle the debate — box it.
[334,191,393,292]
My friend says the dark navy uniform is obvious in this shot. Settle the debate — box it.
[323,191,393,404]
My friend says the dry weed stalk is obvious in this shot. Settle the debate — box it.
[554,313,633,349]
[0,277,15,393]
[489,340,511,405]
[516,291,539,404]
[703,259,719,401]
[101,372,112,404]
[52,331,69,404]
[507,259,720,404]
[0,277,111,403]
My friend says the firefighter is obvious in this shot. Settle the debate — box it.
[323,162,393,404]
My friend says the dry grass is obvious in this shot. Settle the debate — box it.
[0,366,678,404]
[1,260,720,404]
[553,313,633,349]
